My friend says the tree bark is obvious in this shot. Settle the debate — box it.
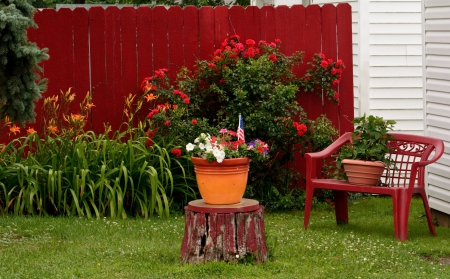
[181,205,267,264]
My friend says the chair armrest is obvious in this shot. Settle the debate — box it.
[306,132,352,161]
[305,132,352,181]
[418,139,445,167]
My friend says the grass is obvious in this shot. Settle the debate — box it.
[1,196,450,278]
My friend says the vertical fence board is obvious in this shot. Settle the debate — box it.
[137,6,153,82]
[153,6,169,71]
[275,6,290,55]
[260,6,276,43]
[29,10,45,132]
[72,8,91,127]
[168,6,184,81]
[321,4,340,132]
[137,6,153,122]
[214,6,229,49]
[56,8,75,98]
[89,7,107,134]
[303,5,323,122]
[104,7,122,132]
[229,6,245,38]
[337,3,354,134]
[244,6,260,41]
[183,6,199,69]
[39,9,59,115]
[199,7,214,61]
[290,5,306,73]
[121,7,138,98]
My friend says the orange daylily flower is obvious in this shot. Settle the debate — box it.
[27,127,36,134]
[47,125,59,134]
[71,114,85,121]
[144,93,157,102]
[85,103,95,110]
[10,125,20,135]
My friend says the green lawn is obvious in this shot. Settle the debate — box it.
[1,197,450,278]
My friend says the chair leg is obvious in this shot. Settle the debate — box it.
[333,190,348,225]
[392,191,412,241]
[416,189,436,236]
[304,186,315,230]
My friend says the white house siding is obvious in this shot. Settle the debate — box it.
[423,0,450,216]
[369,0,423,134]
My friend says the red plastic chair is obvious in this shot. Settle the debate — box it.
[303,132,445,241]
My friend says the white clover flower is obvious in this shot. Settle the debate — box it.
[186,143,195,151]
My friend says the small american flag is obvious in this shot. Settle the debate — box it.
[237,114,245,142]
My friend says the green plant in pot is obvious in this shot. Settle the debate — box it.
[336,114,396,185]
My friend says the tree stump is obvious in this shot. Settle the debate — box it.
[180,199,267,264]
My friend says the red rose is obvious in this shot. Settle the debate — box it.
[164,120,171,126]
[191,119,197,125]
[268,54,277,62]
[146,139,153,148]
[171,149,182,157]
[294,122,307,136]
[320,60,329,68]
[184,98,190,105]
[246,39,255,47]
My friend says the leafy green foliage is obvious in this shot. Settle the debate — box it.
[335,114,397,179]
[140,35,342,210]
[0,0,49,125]
[0,89,196,218]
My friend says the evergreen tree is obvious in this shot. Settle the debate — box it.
[0,0,49,126]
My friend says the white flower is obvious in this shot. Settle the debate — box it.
[194,137,200,143]
[199,143,205,150]
[213,149,226,163]
[205,143,213,151]
[186,143,195,151]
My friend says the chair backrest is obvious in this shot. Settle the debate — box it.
[381,133,444,187]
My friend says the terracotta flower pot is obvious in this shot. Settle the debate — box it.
[191,157,250,205]
[342,159,385,186]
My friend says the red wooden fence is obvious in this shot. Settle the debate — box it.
[2,4,353,148]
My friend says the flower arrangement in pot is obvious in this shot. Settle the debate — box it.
[185,122,269,205]
[336,114,397,185]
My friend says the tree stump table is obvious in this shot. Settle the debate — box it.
[180,198,267,264]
